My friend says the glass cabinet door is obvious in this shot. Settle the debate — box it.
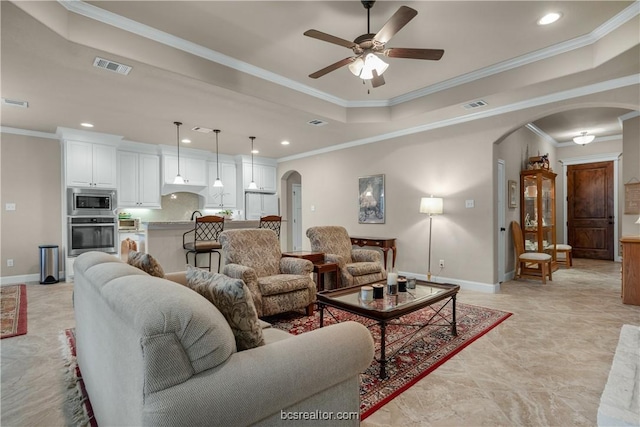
[520,169,557,266]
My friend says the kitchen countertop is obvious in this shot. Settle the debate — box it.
[142,220,259,230]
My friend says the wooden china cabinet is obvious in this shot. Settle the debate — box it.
[520,169,558,270]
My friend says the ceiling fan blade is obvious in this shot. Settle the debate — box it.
[304,30,357,49]
[308,57,356,79]
[384,48,444,61]
[371,70,385,88]
[373,6,418,44]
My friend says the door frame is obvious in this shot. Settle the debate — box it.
[560,152,622,261]
[497,159,506,283]
[292,183,302,251]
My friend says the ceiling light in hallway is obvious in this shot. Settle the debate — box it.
[538,12,562,25]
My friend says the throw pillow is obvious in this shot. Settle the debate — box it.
[186,266,264,351]
[127,251,165,278]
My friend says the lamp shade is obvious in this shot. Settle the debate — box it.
[636,217,640,224]
[359,53,388,80]
[419,196,443,215]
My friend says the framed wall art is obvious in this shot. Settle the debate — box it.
[508,180,518,208]
[358,174,385,224]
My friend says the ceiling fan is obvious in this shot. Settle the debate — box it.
[304,0,444,88]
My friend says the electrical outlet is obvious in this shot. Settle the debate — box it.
[7,259,14,267]
[439,259,445,268]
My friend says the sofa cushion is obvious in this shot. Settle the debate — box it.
[258,274,312,296]
[346,261,384,277]
[186,266,265,351]
[127,251,165,278]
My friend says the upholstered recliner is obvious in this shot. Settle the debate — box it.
[306,225,386,288]
[219,229,316,317]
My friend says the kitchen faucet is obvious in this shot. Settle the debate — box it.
[190,210,202,220]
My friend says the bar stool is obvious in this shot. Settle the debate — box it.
[258,215,282,239]
[183,215,225,272]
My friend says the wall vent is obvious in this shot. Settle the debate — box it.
[192,126,213,133]
[93,57,132,75]
[307,119,328,126]
[463,99,488,109]
[1,98,29,108]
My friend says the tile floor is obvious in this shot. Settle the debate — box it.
[1,259,639,426]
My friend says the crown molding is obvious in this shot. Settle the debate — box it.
[0,126,58,140]
[525,123,559,147]
[57,0,640,110]
[278,74,639,162]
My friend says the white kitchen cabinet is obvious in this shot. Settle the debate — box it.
[245,193,279,220]
[206,161,237,208]
[242,162,276,192]
[66,140,117,188]
[163,155,207,186]
[118,151,160,208]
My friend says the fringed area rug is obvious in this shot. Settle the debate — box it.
[1,284,27,339]
[269,301,512,420]
[59,329,98,427]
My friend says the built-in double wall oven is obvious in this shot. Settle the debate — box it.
[67,188,118,256]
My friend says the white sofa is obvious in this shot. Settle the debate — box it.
[73,251,374,426]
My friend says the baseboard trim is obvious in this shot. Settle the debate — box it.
[398,271,500,294]
[1,272,66,285]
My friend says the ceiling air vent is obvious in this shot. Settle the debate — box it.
[1,98,29,108]
[463,99,488,110]
[192,126,213,133]
[93,57,132,75]
[307,119,328,126]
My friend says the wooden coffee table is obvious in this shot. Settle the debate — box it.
[317,280,460,378]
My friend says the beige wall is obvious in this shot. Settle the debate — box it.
[1,133,62,280]
[622,116,640,237]
[278,89,639,289]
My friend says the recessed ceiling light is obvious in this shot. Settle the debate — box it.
[80,122,94,128]
[281,140,290,145]
[181,139,191,144]
[538,12,561,25]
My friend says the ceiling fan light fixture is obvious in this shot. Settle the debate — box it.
[359,53,388,80]
[348,57,365,77]
[573,131,595,145]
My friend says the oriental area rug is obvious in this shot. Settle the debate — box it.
[1,284,27,339]
[60,302,511,425]
[269,301,512,420]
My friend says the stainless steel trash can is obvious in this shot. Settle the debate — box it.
[39,245,59,284]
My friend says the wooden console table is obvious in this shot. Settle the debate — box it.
[349,236,397,270]
[621,236,640,306]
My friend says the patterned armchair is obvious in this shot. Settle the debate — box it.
[306,226,386,288]
[219,229,316,317]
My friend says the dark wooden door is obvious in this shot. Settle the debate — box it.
[567,161,614,260]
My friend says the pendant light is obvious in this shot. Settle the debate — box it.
[173,121,185,184]
[573,131,595,145]
[247,136,258,190]
[213,129,223,187]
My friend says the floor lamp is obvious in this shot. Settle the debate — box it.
[420,196,444,281]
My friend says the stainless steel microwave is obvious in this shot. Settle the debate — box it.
[67,187,117,216]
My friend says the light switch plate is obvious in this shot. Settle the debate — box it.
[5,203,16,211]
[465,199,474,208]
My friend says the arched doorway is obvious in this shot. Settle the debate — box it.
[280,170,302,251]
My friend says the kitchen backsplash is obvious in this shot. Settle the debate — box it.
[118,192,242,222]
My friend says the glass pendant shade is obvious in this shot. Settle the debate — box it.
[173,121,184,184]
[248,181,258,190]
[348,57,365,76]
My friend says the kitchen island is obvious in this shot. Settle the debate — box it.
[142,220,259,273]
